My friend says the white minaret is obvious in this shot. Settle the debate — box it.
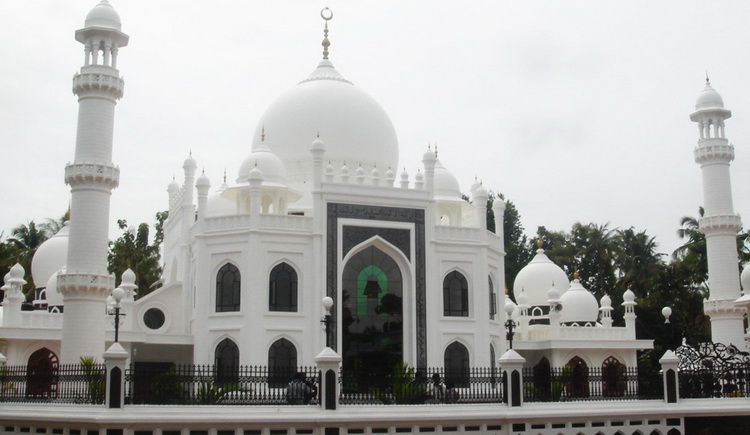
[58,0,128,364]
[690,78,746,346]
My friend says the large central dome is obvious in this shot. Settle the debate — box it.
[251,59,399,198]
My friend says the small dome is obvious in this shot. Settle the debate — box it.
[206,182,236,217]
[196,172,211,188]
[696,81,724,110]
[84,0,122,31]
[183,154,197,170]
[517,289,529,308]
[474,184,488,200]
[559,278,600,323]
[237,144,287,186]
[167,178,179,194]
[356,165,365,177]
[547,285,560,302]
[623,289,635,303]
[434,160,462,200]
[31,222,70,289]
[422,148,437,162]
[310,136,325,152]
[513,248,570,306]
[45,270,64,307]
[741,263,750,293]
[600,294,612,308]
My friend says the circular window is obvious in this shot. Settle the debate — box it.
[143,308,166,330]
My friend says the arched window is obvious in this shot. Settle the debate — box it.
[443,271,468,317]
[269,263,298,312]
[216,263,241,312]
[444,342,470,387]
[268,338,297,387]
[26,348,59,398]
[602,356,626,397]
[215,338,239,383]
[565,356,589,398]
[488,276,496,320]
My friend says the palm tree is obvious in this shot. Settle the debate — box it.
[6,221,50,296]
[672,208,708,289]
[614,227,663,298]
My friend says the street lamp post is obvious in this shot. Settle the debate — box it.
[504,302,517,350]
[111,287,125,343]
[321,296,334,348]
[662,306,674,350]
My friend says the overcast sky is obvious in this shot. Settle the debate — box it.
[2,0,750,259]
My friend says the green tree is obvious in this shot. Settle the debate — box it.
[496,194,532,291]
[107,211,168,298]
[614,227,663,299]
[672,207,708,289]
[5,221,50,297]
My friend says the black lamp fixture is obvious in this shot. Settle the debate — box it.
[364,275,381,299]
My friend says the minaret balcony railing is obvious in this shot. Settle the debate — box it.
[57,272,115,298]
[73,72,125,99]
[65,162,120,189]
[703,298,746,317]
[694,142,735,164]
[698,214,742,234]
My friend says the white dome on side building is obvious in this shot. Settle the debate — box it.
[237,142,288,186]
[513,246,570,307]
[45,270,64,308]
[559,275,600,325]
[434,160,463,201]
[31,222,70,289]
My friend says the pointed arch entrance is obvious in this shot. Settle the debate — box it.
[342,245,403,375]
[26,348,59,398]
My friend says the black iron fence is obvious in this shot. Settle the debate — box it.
[679,364,750,398]
[124,364,320,405]
[0,363,106,404]
[7,360,750,405]
[340,366,502,405]
[522,365,663,402]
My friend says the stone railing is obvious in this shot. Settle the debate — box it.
[434,225,481,242]
[57,272,115,297]
[698,214,742,233]
[18,311,64,329]
[259,214,313,232]
[694,140,734,164]
[64,162,120,189]
[204,214,313,233]
[204,214,252,232]
[73,72,125,98]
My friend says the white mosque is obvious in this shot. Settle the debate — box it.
[1,0,748,413]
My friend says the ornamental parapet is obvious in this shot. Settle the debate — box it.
[57,272,114,298]
[65,162,120,189]
[703,298,746,317]
[73,72,124,99]
[698,214,742,234]
[694,141,734,164]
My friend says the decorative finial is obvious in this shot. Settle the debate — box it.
[223,169,227,183]
[321,7,333,60]
[537,237,543,249]
[706,70,710,84]
[435,143,439,158]
[573,270,580,280]
[317,131,320,138]
[261,125,266,142]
